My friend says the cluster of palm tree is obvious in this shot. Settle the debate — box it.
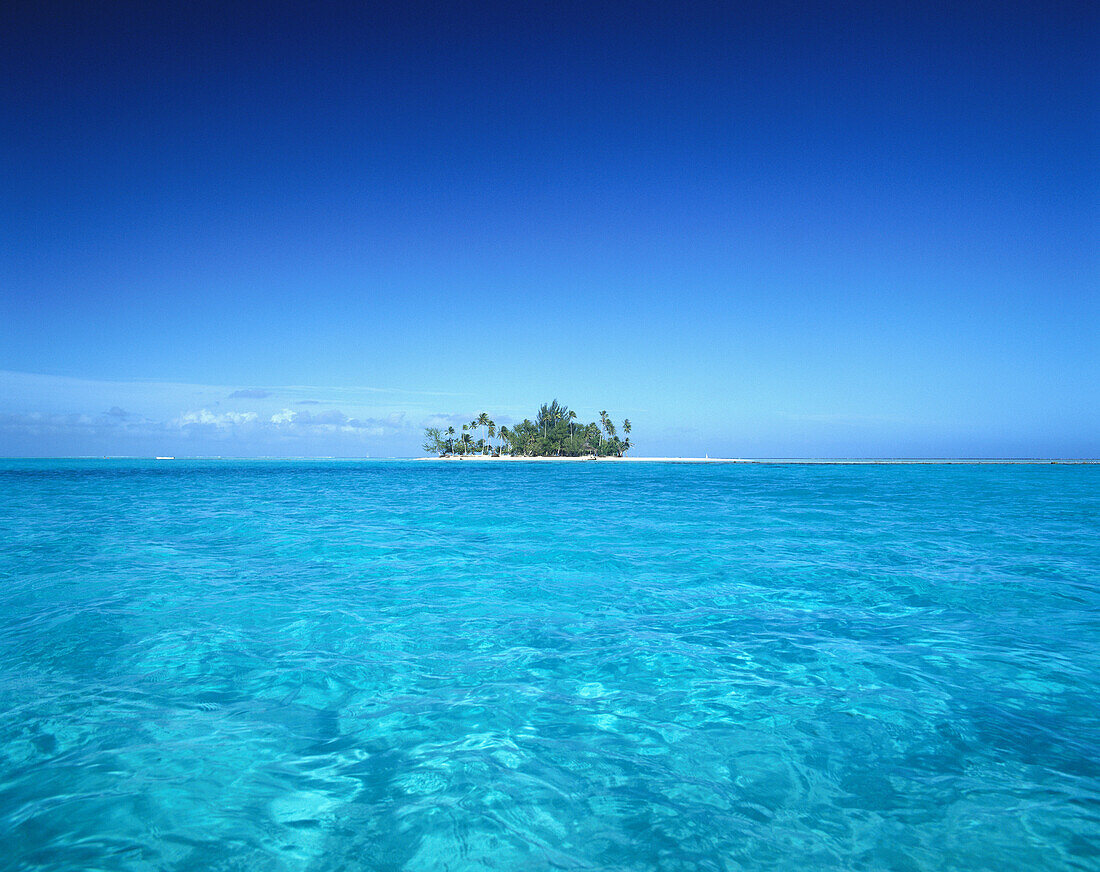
[423,412,500,456]
[423,401,632,457]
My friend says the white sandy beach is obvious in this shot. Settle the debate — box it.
[421,454,735,462]
[420,456,1094,464]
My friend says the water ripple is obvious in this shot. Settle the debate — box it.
[1,460,1098,870]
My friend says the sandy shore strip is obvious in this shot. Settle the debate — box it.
[419,456,1096,464]
[423,455,736,462]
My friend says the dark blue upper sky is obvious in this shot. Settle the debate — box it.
[2,1,1097,456]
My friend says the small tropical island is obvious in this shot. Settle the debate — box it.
[423,400,632,458]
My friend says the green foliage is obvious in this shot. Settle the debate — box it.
[422,401,634,457]
[422,427,446,455]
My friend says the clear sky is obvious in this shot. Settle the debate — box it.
[3,2,1097,457]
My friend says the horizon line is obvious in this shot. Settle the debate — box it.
[1,456,1097,464]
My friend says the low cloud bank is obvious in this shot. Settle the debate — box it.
[0,407,420,457]
[0,371,468,457]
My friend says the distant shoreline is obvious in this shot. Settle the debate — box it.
[425,455,730,462]
[420,456,1098,465]
[2,457,1096,464]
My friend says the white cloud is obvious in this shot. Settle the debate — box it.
[177,409,258,428]
[0,370,467,456]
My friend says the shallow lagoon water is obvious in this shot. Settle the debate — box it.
[1,460,1098,871]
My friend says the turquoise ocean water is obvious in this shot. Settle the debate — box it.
[1,460,1098,871]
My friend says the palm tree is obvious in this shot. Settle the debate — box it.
[476,412,491,453]
[537,400,570,439]
[429,403,632,457]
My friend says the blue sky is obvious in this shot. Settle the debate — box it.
[3,2,1097,457]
